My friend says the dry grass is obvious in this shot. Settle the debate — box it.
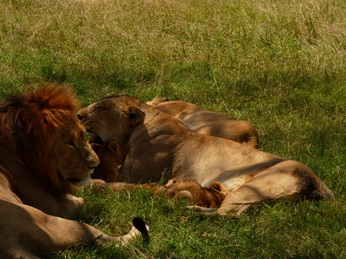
[0,0,345,258]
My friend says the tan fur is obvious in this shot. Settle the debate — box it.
[88,151,226,206]
[91,140,124,182]
[164,181,227,208]
[78,95,335,216]
[90,180,165,195]
[90,177,225,208]
[148,98,259,148]
[0,86,146,258]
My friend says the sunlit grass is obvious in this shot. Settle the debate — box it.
[0,0,345,257]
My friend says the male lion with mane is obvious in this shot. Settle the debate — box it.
[78,95,334,216]
[0,85,148,258]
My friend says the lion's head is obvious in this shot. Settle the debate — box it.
[91,140,124,182]
[0,84,99,193]
[164,180,228,208]
[77,95,145,145]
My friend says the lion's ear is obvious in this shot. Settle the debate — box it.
[209,182,226,193]
[18,110,40,133]
[108,141,120,154]
[127,106,145,126]
[18,108,57,137]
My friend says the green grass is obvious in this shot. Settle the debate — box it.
[1,0,345,258]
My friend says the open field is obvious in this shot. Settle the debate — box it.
[0,0,345,258]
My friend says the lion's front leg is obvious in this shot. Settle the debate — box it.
[62,194,84,218]
[0,201,149,257]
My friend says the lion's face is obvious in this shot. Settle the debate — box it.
[91,140,123,182]
[54,121,100,188]
[77,96,145,145]
[0,84,101,193]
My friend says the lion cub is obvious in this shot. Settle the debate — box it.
[90,140,124,182]
[89,141,226,208]
[164,180,228,208]
[90,142,166,193]
[90,141,227,207]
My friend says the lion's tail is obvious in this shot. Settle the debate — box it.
[132,217,150,247]
[293,167,335,202]
[315,181,335,201]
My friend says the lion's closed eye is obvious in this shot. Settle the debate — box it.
[95,105,108,111]
[67,141,76,147]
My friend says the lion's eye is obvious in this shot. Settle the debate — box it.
[95,106,106,111]
[67,141,76,147]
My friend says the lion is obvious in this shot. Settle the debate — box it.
[89,142,166,195]
[91,140,124,182]
[147,97,259,148]
[91,178,226,208]
[0,85,148,258]
[78,95,335,216]
[88,144,224,207]
[164,180,228,208]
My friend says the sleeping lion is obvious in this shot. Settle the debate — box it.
[0,85,148,258]
[78,95,334,216]
[147,97,259,148]
[89,142,226,208]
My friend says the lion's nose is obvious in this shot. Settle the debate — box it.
[87,153,100,168]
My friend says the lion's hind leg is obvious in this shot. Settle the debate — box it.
[215,161,328,216]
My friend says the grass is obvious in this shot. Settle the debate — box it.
[1,0,345,258]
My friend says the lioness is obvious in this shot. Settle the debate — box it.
[78,95,334,216]
[147,97,259,148]
[88,144,225,207]
[0,86,148,258]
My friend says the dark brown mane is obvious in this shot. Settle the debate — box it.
[0,83,80,193]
